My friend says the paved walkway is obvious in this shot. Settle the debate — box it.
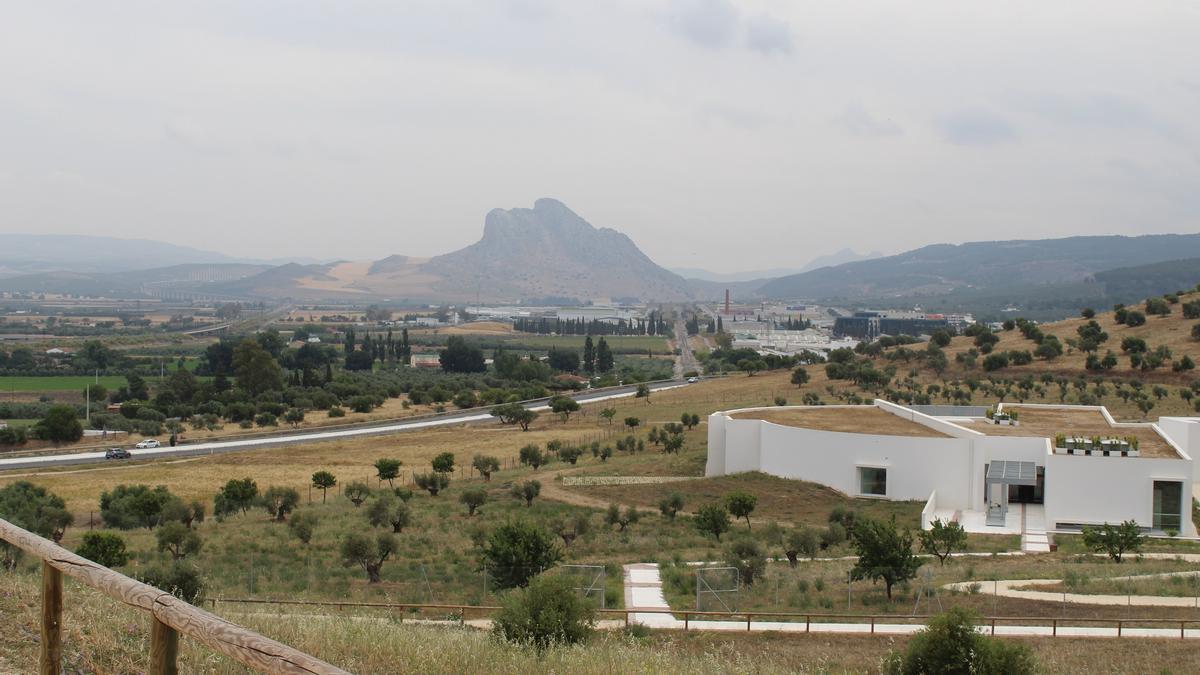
[1021,504,1051,553]
[616,561,1200,638]
[945,569,1200,608]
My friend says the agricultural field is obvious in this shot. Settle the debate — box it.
[0,375,128,392]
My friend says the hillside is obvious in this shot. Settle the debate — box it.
[757,233,1200,310]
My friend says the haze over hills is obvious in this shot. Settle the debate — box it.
[755,233,1200,301]
[672,249,883,283]
[0,234,323,278]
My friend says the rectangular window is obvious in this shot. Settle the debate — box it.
[1153,481,1183,532]
[859,467,887,496]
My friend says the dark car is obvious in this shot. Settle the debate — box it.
[105,447,131,460]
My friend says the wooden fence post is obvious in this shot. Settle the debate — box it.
[41,561,62,675]
[150,617,179,675]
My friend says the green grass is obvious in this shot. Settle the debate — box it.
[0,375,128,392]
[0,419,38,428]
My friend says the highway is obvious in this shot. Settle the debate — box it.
[0,380,690,472]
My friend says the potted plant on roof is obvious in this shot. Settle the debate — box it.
[1054,433,1067,454]
[1127,436,1140,457]
[1008,409,1020,427]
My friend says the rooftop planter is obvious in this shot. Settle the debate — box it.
[1054,433,1138,457]
[986,407,1019,426]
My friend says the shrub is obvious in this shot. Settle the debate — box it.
[492,574,594,650]
[882,608,1035,675]
[75,531,128,568]
[1081,520,1143,562]
[327,406,346,418]
[415,472,450,496]
[138,564,204,604]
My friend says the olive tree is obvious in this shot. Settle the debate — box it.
[340,531,397,583]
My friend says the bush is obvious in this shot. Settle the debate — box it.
[75,531,129,568]
[492,574,594,650]
[883,608,1035,675]
[137,564,205,604]
[327,406,346,418]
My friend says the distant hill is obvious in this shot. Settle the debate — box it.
[759,234,1200,303]
[209,199,692,303]
[674,249,881,284]
[0,234,326,278]
[0,264,272,298]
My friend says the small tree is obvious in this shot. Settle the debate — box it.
[1081,520,1143,562]
[374,458,402,487]
[311,471,337,503]
[460,487,488,516]
[431,452,455,474]
[492,574,595,650]
[340,531,397,583]
[260,486,301,522]
[694,503,731,541]
[289,511,318,545]
[283,407,305,427]
[918,518,967,565]
[850,516,921,600]
[472,454,501,481]
[415,472,450,496]
[791,367,810,388]
[784,527,820,567]
[480,520,563,589]
[512,480,542,507]
[213,479,258,519]
[658,492,684,519]
[519,444,547,470]
[367,494,411,532]
[623,417,640,431]
[557,514,590,548]
[558,445,584,465]
[724,537,766,586]
[604,504,640,532]
[599,408,616,425]
[635,383,651,402]
[662,433,684,454]
[76,531,129,568]
[344,481,370,507]
[513,408,538,431]
[156,521,202,561]
[550,396,581,422]
[725,491,757,529]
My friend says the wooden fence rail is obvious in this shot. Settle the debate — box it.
[0,518,348,675]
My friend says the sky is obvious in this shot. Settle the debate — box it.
[1,0,1198,273]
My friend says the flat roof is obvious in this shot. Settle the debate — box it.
[958,407,1176,459]
[730,407,951,438]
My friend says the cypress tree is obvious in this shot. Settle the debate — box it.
[583,336,596,375]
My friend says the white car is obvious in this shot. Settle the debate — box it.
[687,376,699,383]
[135,439,161,449]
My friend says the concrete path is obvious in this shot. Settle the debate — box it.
[623,563,678,628]
[615,561,1200,638]
[946,569,1200,608]
[1021,504,1051,553]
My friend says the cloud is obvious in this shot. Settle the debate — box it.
[937,109,1017,146]
[666,0,739,50]
[835,103,903,138]
[1024,92,1177,139]
[744,14,794,55]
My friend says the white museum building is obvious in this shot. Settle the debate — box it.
[706,401,1200,546]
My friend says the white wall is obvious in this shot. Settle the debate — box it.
[1158,417,1200,480]
[1044,453,1196,536]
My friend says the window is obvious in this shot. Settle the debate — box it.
[1153,481,1182,532]
[858,467,887,496]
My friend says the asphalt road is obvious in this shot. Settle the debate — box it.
[0,380,690,472]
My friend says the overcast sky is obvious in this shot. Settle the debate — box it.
[2,1,1198,272]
